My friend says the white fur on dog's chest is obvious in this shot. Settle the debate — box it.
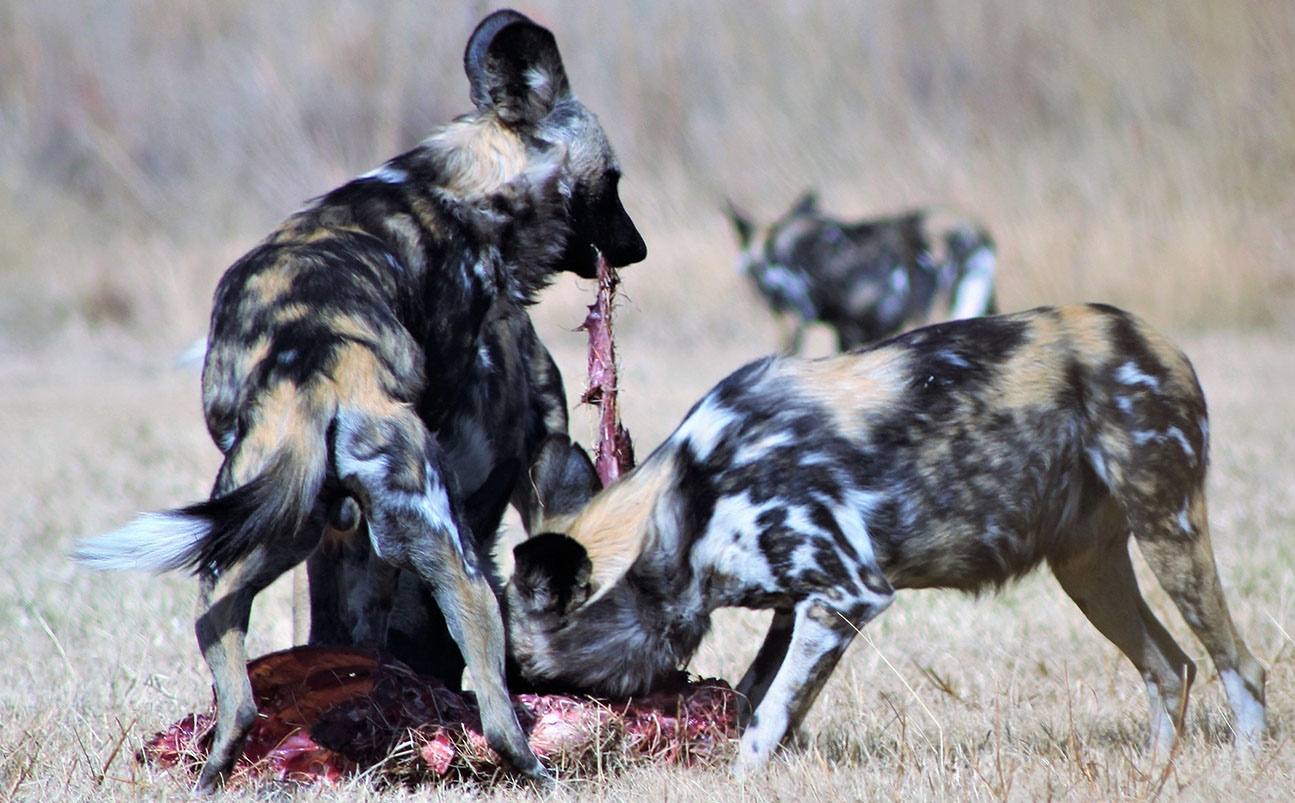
[690,485,887,611]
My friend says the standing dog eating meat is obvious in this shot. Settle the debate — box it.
[506,304,1266,775]
[74,9,645,791]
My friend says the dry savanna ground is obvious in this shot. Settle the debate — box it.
[2,2,1294,801]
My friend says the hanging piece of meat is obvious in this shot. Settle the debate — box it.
[580,252,635,485]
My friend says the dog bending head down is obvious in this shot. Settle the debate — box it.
[507,304,1266,775]
[73,9,644,792]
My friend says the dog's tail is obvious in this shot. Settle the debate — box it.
[73,434,328,576]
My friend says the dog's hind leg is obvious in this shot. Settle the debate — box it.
[194,523,323,792]
[1130,494,1267,747]
[334,408,546,781]
[735,609,795,727]
[1048,498,1196,759]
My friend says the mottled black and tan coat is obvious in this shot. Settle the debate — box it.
[74,9,644,791]
[507,304,1266,775]
[728,192,998,353]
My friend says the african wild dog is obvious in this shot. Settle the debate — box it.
[505,304,1266,775]
[73,9,644,791]
[727,191,997,353]
[306,305,603,685]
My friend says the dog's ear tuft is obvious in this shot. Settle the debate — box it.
[726,200,755,247]
[512,533,592,617]
[465,10,571,126]
[789,190,819,217]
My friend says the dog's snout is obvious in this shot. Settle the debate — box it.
[603,207,647,267]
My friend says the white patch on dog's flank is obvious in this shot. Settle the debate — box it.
[1177,502,1193,534]
[1165,426,1194,458]
[670,394,735,462]
[1131,427,1194,459]
[838,487,884,557]
[334,413,464,562]
[1115,361,1160,390]
[72,512,209,573]
[937,349,973,370]
[1131,430,1159,446]
[950,246,997,319]
[1084,446,1109,483]
[731,430,794,466]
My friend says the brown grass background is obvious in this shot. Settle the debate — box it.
[1,1,1293,800]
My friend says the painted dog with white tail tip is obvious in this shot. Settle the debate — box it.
[73,9,644,791]
[506,303,1266,775]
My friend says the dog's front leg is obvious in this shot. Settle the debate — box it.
[735,600,856,777]
[735,585,896,778]
[735,609,796,727]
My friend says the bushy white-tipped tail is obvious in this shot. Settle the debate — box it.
[72,511,210,574]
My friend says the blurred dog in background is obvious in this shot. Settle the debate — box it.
[728,192,997,352]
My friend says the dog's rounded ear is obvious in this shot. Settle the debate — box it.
[512,533,593,616]
[464,10,572,126]
[789,190,819,217]
[726,199,755,247]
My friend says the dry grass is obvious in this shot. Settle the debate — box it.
[3,288,1294,802]
[2,1,1293,801]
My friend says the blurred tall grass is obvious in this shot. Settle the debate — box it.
[2,0,1292,348]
